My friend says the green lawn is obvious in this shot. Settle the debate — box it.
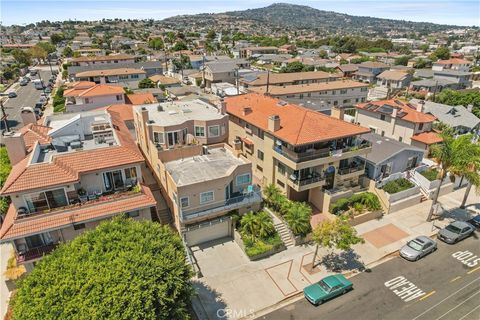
[421,168,439,181]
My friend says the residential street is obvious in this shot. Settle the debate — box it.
[1,66,57,131]
[260,236,480,320]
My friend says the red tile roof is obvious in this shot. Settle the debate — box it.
[64,84,125,98]
[0,110,144,195]
[410,131,443,145]
[126,93,156,105]
[19,124,51,152]
[106,104,134,121]
[435,58,471,65]
[226,93,370,145]
[356,99,436,123]
[0,185,156,241]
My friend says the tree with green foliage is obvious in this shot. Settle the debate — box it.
[35,41,56,54]
[62,46,73,57]
[280,61,313,73]
[138,78,155,89]
[429,47,450,61]
[29,45,47,64]
[419,44,430,53]
[206,29,216,41]
[427,129,478,220]
[50,33,65,45]
[148,37,164,50]
[240,211,275,240]
[11,49,32,66]
[311,216,364,267]
[0,147,11,215]
[434,89,480,119]
[394,56,411,66]
[284,202,312,237]
[172,41,188,51]
[11,217,193,320]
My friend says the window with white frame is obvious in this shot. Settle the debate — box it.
[195,126,205,137]
[236,173,251,185]
[131,74,139,79]
[153,132,164,144]
[180,197,189,208]
[200,191,214,204]
[119,75,128,80]
[116,95,123,101]
[208,125,220,137]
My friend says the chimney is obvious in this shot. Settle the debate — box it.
[99,77,106,84]
[467,104,473,112]
[416,100,425,113]
[392,108,398,118]
[242,107,252,116]
[20,107,37,126]
[268,115,281,132]
[331,106,345,121]
[3,132,27,165]
[218,98,226,115]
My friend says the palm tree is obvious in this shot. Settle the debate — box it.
[240,211,258,240]
[263,184,281,207]
[451,136,480,208]
[255,211,275,239]
[284,202,312,237]
[427,131,479,220]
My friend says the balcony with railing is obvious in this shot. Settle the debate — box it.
[338,158,366,180]
[181,190,262,223]
[287,172,326,191]
[273,140,372,167]
[15,182,148,221]
[16,243,58,264]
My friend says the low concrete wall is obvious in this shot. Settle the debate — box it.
[386,185,421,203]
[348,210,383,226]
[233,230,285,261]
[389,193,423,213]
[294,233,312,246]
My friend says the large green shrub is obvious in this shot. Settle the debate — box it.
[284,202,312,236]
[330,192,381,215]
[382,178,414,194]
[11,217,193,320]
[421,168,439,181]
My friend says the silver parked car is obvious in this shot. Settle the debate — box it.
[400,236,437,261]
[437,221,475,244]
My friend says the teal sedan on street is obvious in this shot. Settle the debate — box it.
[303,274,353,305]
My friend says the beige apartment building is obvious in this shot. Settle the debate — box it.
[355,99,441,151]
[134,99,261,245]
[248,80,369,108]
[0,109,156,271]
[225,93,372,213]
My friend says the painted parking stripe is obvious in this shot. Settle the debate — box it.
[384,276,425,302]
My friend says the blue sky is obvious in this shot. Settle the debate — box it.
[1,0,479,27]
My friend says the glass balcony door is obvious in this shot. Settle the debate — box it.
[103,170,124,191]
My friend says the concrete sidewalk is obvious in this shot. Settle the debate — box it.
[192,187,479,320]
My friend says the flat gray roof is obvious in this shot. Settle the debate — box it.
[165,147,247,186]
[361,133,423,164]
[135,99,225,126]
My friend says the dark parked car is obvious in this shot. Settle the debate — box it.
[467,215,480,228]
[438,221,475,244]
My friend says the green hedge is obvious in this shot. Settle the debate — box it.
[382,178,414,194]
[330,192,382,215]
[421,168,439,181]
[243,233,283,258]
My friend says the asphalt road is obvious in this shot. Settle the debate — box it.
[1,66,57,131]
[260,235,480,320]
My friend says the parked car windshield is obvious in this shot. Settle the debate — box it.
[318,280,331,292]
[445,225,461,234]
[407,240,423,251]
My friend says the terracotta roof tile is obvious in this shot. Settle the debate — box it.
[126,93,156,105]
[64,84,124,97]
[72,54,134,63]
[20,124,51,152]
[435,58,471,65]
[226,93,370,145]
[76,68,145,78]
[1,111,144,195]
[106,104,134,121]
[244,71,341,86]
[356,99,436,123]
[0,185,156,241]
[410,131,443,145]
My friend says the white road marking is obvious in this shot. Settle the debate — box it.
[452,251,480,267]
[434,289,480,320]
[384,276,426,302]
[411,277,480,320]
[458,304,480,320]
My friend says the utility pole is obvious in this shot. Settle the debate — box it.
[266,69,270,95]
[1,99,10,133]
[37,71,47,96]
[235,67,239,95]
[47,54,53,74]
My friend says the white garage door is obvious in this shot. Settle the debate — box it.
[185,219,231,246]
